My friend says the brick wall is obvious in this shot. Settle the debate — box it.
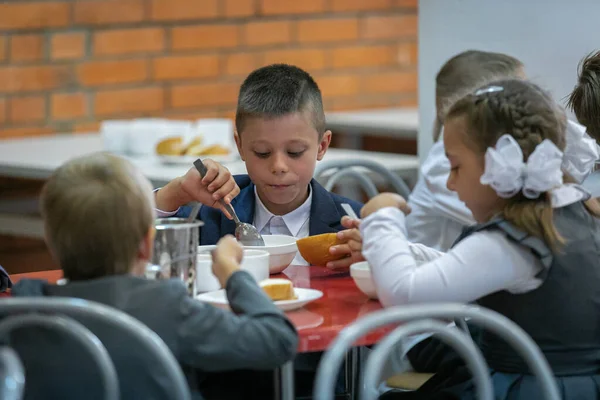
[0,0,417,139]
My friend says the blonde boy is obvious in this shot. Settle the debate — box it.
[12,152,298,400]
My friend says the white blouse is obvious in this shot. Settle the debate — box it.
[361,207,544,308]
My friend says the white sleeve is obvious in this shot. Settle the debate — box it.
[420,140,474,226]
[153,188,180,217]
[360,207,543,308]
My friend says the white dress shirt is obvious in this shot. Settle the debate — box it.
[361,183,589,309]
[405,138,474,251]
[253,186,311,266]
[155,187,312,266]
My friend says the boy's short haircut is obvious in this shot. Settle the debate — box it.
[567,50,600,142]
[235,64,326,137]
[41,152,154,281]
[433,50,524,141]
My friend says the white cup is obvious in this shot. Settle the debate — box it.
[100,120,132,155]
[240,249,270,283]
[195,251,222,294]
[195,247,270,293]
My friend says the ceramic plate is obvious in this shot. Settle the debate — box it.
[157,154,238,165]
[196,288,323,312]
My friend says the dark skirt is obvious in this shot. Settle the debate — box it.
[385,325,600,400]
[382,370,600,400]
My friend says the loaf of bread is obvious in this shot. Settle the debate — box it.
[296,233,345,266]
[155,136,184,155]
[156,135,230,157]
[182,136,204,155]
[260,278,296,301]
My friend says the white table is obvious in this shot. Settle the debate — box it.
[0,133,419,238]
[326,107,419,139]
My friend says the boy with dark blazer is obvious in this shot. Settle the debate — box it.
[155,64,362,267]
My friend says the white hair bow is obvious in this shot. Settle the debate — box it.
[480,134,564,199]
[562,120,600,183]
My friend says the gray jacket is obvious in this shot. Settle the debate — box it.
[11,270,298,399]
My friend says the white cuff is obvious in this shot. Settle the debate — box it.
[153,188,180,217]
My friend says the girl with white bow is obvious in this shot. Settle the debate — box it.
[363,79,600,399]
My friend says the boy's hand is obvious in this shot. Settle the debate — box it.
[360,193,411,219]
[327,216,365,269]
[155,159,239,218]
[211,235,243,287]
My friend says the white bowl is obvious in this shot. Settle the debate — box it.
[350,261,378,299]
[244,235,298,274]
[195,248,270,293]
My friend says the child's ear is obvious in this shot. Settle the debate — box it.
[317,130,332,161]
[234,130,245,161]
[138,227,155,262]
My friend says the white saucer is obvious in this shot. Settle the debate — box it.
[196,287,323,312]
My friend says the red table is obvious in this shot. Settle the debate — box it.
[9,266,390,352]
[278,265,389,352]
[8,266,390,400]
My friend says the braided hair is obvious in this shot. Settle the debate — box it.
[446,79,567,250]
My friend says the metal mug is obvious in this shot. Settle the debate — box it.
[152,218,204,296]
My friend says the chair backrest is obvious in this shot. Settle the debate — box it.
[0,347,25,400]
[0,314,118,400]
[314,159,412,199]
[0,298,191,400]
[314,303,560,400]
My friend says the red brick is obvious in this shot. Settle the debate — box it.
[263,48,327,71]
[171,25,239,51]
[0,98,6,125]
[361,15,417,39]
[260,0,325,15]
[93,28,165,56]
[73,0,145,25]
[51,92,87,120]
[223,53,261,76]
[73,121,101,133]
[94,87,164,116]
[331,0,392,11]
[331,44,395,68]
[8,95,46,123]
[316,74,360,97]
[0,66,70,94]
[243,21,292,46]
[9,34,45,62]
[50,32,86,60]
[395,0,418,8]
[0,36,6,62]
[362,71,417,93]
[153,55,220,81]
[396,42,418,67]
[170,83,239,109]
[224,0,255,17]
[77,60,148,87]
[164,109,222,120]
[297,18,358,43]
[328,96,400,111]
[0,2,69,30]
[149,0,218,21]
[0,126,55,139]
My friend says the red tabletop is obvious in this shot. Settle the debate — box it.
[8,266,391,353]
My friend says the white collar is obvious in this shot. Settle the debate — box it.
[253,185,312,237]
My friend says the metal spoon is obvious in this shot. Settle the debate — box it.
[341,203,359,220]
[193,159,265,246]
